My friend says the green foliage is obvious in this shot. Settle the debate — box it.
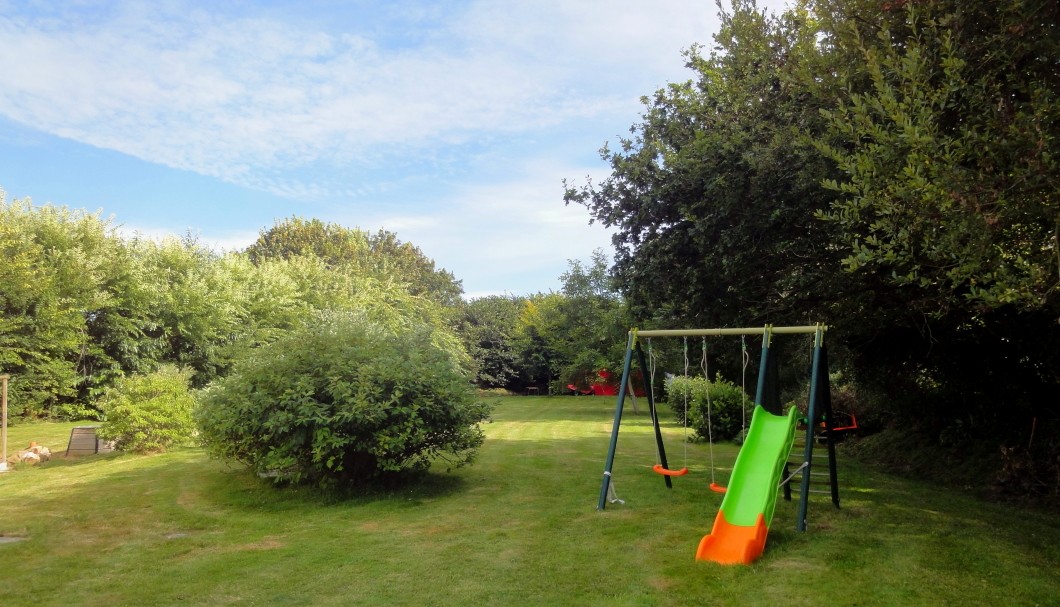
[809,0,1060,486]
[245,216,369,266]
[0,196,126,417]
[457,251,632,394]
[133,237,243,386]
[460,295,525,389]
[196,312,491,487]
[564,1,845,328]
[816,0,1059,311]
[245,217,464,307]
[562,0,1058,497]
[554,249,632,389]
[667,374,749,442]
[97,366,196,453]
[512,294,566,391]
[483,251,633,394]
[366,229,464,307]
[0,197,466,421]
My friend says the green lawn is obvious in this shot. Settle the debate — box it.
[1,397,1057,606]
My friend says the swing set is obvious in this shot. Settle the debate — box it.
[596,324,843,565]
[645,333,751,495]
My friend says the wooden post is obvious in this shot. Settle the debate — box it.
[1,374,9,472]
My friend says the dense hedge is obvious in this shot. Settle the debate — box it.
[195,313,491,487]
[97,366,196,453]
[667,374,751,443]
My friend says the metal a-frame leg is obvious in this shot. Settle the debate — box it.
[637,341,674,491]
[597,332,636,510]
[792,332,840,532]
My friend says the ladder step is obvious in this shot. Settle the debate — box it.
[780,466,826,476]
[789,478,833,487]
[789,450,829,458]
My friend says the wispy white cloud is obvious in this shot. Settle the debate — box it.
[112,157,614,296]
[0,0,793,294]
[352,157,616,294]
[0,1,725,199]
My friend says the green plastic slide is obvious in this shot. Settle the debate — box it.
[719,405,797,526]
[696,405,797,564]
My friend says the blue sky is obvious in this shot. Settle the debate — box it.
[0,0,787,298]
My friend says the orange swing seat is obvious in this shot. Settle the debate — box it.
[652,464,689,477]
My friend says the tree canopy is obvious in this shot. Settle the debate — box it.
[565,0,1059,495]
[245,217,464,307]
[0,197,464,419]
[565,1,847,328]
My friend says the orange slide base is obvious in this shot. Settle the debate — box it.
[695,512,769,565]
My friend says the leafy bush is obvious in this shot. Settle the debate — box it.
[477,387,514,397]
[196,312,491,488]
[667,374,750,442]
[97,366,196,453]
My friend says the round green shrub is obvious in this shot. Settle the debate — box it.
[195,312,491,487]
[97,366,197,453]
[667,374,750,442]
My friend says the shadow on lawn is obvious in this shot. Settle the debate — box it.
[11,447,472,518]
[196,463,473,511]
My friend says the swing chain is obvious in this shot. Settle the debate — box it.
[741,334,750,439]
[702,337,717,486]
[681,337,689,466]
[647,338,656,397]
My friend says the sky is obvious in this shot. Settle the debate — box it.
[0,0,789,298]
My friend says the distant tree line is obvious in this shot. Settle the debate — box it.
[0,198,627,418]
[0,202,463,417]
[459,248,631,395]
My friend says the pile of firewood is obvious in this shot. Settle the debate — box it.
[6,443,51,465]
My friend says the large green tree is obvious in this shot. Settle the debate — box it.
[0,197,162,416]
[134,237,244,387]
[811,0,1059,486]
[553,249,632,390]
[565,1,845,329]
[817,0,1059,312]
[565,0,1059,494]
[245,217,463,307]
[0,198,88,416]
[563,0,852,393]
[512,293,567,392]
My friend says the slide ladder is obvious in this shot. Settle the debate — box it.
[781,345,841,530]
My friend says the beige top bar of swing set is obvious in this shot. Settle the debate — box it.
[633,324,825,338]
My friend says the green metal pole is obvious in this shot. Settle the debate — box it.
[817,345,841,509]
[753,327,772,407]
[637,341,673,490]
[598,331,636,510]
[796,327,825,531]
